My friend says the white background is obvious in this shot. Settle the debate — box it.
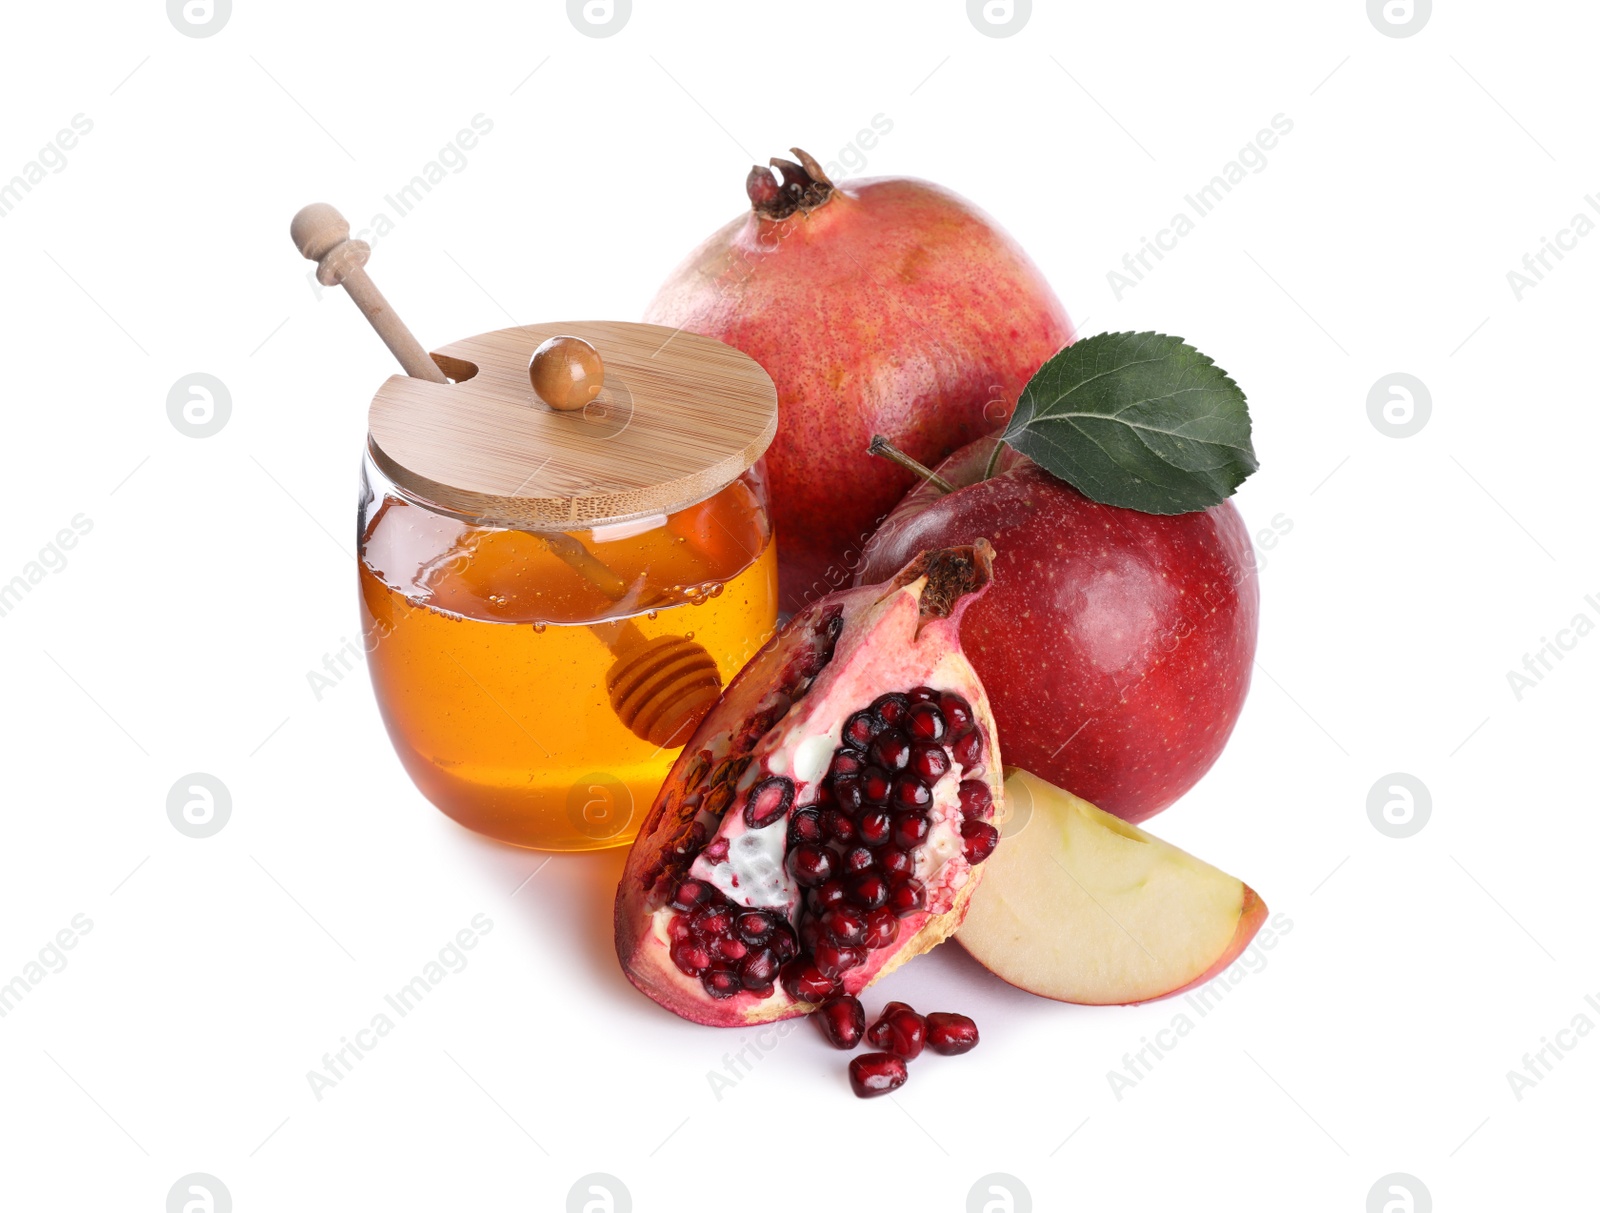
[1,1,1594,1209]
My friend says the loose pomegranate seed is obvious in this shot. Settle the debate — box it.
[849,1053,908,1098]
[957,779,992,819]
[819,907,867,947]
[891,812,930,850]
[887,878,926,917]
[671,939,710,975]
[924,1012,979,1055]
[781,961,838,1002]
[857,808,892,845]
[810,878,848,911]
[863,906,899,949]
[939,691,973,731]
[692,903,734,938]
[869,731,911,771]
[788,844,835,888]
[866,1004,926,1060]
[702,968,742,999]
[870,693,910,726]
[908,686,939,704]
[961,820,999,865]
[829,749,864,779]
[950,728,982,769]
[906,702,946,742]
[842,845,876,873]
[744,776,795,829]
[874,847,914,880]
[860,766,893,803]
[670,880,710,911]
[841,710,882,750]
[740,947,781,990]
[909,742,950,782]
[815,994,865,1049]
[892,773,932,809]
[788,807,824,846]
[846,870,889,910]
[715,937,748,961]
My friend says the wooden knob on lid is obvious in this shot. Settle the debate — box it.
[530,336,604,412]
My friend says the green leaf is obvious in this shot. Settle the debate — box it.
[1000,331,1257,514]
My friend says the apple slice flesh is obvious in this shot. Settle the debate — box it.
[958,769,1266,1005]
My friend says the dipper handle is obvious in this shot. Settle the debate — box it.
[290,202,449,384]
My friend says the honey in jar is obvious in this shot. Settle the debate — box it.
[355,322,779,851]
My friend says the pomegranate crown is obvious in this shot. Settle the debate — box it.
[746,147,834,219]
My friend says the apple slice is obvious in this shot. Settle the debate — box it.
[958,769,1266,1005]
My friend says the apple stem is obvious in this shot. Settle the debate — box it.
[867,435,956,494]
[981,437,1007,481]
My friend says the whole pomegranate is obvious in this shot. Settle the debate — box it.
[645,148,1072,613]
[615,543,1005,1026]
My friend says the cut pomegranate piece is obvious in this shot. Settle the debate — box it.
[848,1053,908,1098]
[615,544,1006,1026]
[925,1012,980,1055]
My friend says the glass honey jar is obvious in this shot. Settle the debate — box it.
[355,321,779,851]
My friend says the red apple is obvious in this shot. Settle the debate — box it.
[857,438,1257,822]
[645,149,1072,613]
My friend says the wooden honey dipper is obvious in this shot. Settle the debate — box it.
[291,203,723,748]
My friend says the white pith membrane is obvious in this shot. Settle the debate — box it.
[629,556,1005,1019]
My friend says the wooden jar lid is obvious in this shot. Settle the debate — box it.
[368,321,778,529]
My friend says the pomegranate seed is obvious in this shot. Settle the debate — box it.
[842,845,876,873]
[957,779,993,819]
[841,710,883,750]
[736,911,774,944]
[781,961,838,1002]
[908,686,939,704]
[702,968,741,999]
[849,1053,908,1098]
[822,809,857,845]
[667,915,692,943]
[692,903,734,938]
[860,765,893,803]
[857,808,892,845]
[939,692,973,731]
[891,812,930,850]
[810,878,848,911]
[925,1012,979,1055]
[888,878,926,917]
[740,947,781,989]
[846,870,889,910]
[670,879,710,910]
[815,994,865,1049]
[744,776,795,829]
[671,939,710,975]
[819,907,868,947]
[829,749,865,779]
[869,731,911,771]
[909,742,950,782]
[950,728,982,769]
[961,820,999,864]
[833,776,866,813]
[871,693,911,726]
[788,807,824,846]
[866,1004,926,1060]
[715,937,749,961]
[788,844,835,888]
[892,773,932,809]
[863,906,899,949]
[702,837,730,863]
[906,702,946,741]
[769,923,800,962]
[812,942,865,979]
[874,847,914,880]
